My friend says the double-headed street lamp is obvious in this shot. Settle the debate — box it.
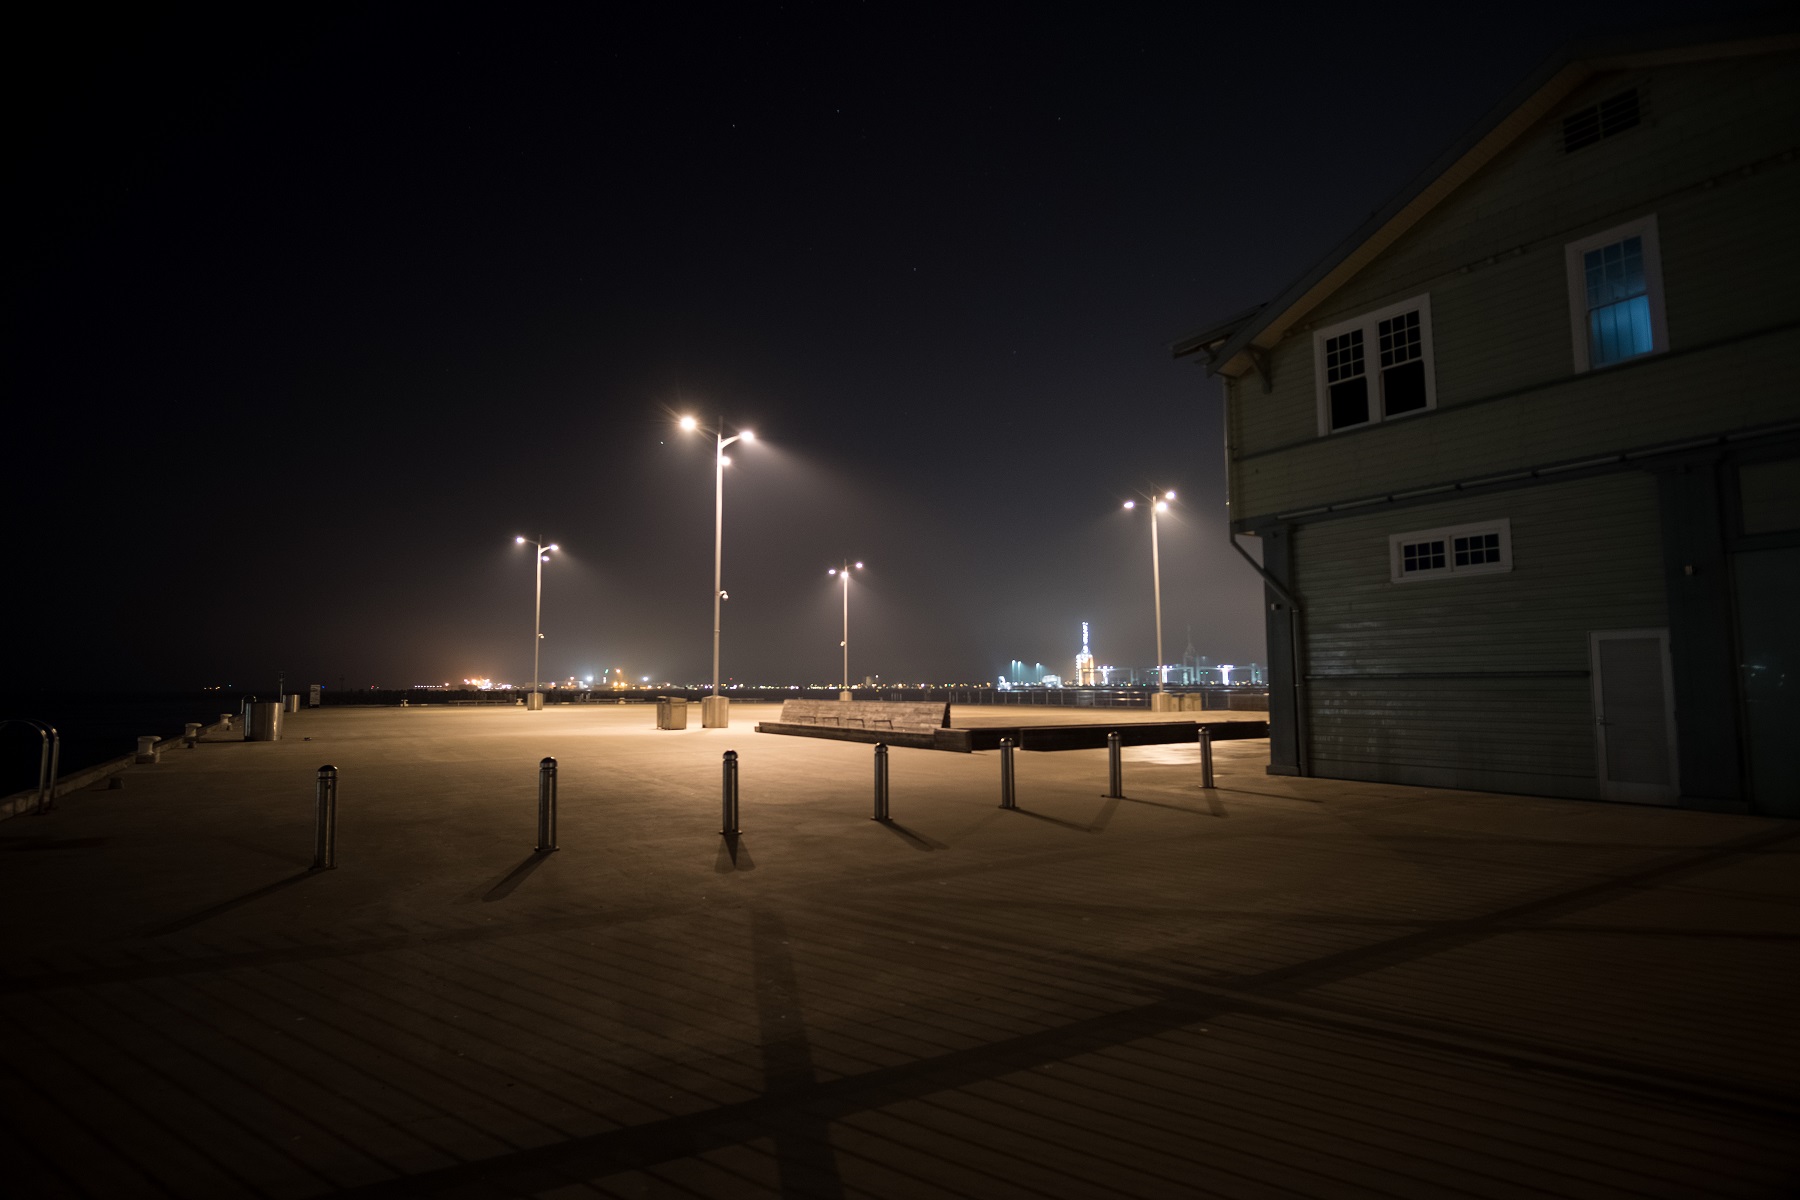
[679,414,755,727]
[828,560,863,698]
[515,535,558,709]
[1122,490,1176,698]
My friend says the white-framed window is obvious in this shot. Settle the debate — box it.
[1388,519,1512,584]
[1565,215,1667,373]
[1313,294,1436,435]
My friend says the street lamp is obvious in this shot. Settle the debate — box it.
[515,535,558,710]
[828,560,864,699]
[678,414,755,727]
[1122,489,1176,706]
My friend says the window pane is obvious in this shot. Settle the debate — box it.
[1585,236,1644,308]
[1382,360,1427,416]
[1589,294,1654,365]
[1326,328,1364,384]
[1329,377,1369,430]
[1378,310,1421,367]
[1403,540,1446,573]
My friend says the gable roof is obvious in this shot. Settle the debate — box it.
[1173,22,1800,380]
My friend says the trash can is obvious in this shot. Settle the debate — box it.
[656,697,689,730]
[284,694,300,714]
[243,700,283,741]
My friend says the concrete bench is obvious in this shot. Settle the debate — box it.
[775,699,949,732]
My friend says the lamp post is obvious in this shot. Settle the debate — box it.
[828,560,863,699]
[1123,490,1176,708]
[515,536,558,710]
[679,414,755,727]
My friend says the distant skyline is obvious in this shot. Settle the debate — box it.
[6,1,1754,690]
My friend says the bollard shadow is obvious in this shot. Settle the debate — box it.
[132,870,318,938]
[752,910,844,1196]
[480,851,555,902]
[716,835,756,872]
[0,834,110,851]
[874,819,946,851]
[1013,797,1119,835]
[1216,785,1325,805]
[1119,794,1227,818]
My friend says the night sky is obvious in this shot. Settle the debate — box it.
[8,1,1749,692]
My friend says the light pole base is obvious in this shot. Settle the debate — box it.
[701,696,730,728]
[526,692,545,711]
[1150,692,1180,712]
[839,690,853,701]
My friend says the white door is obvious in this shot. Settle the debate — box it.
[1590,629,1679,804]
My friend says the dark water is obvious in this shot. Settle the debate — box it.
[0,691,250,796]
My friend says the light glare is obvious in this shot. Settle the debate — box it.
[678,415,697,431]
[740,429,755,442]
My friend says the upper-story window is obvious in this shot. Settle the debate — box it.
[1313,294,1436,435]
[1565,215,1667,373]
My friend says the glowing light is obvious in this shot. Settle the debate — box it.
[1155,501,1168,512]
[740,429,755,442]
[679,415,697,431]
[1165,490,1176,501]
[1123,500,1135,509]
[854,561,863,569]
[515,536,525,544]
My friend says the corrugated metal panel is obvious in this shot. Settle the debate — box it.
[1292,473,1666,795]
[1308,678,1599,800]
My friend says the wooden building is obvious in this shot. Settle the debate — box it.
[1174,27,1799,815]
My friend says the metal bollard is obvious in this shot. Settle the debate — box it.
[312,765,337,870]
[1200,726,1215,789]
[721,750,740,836]
[872,743,889,821]
[1106,730,1123,798]
[536,756,558,852]
[999,737,1017,809]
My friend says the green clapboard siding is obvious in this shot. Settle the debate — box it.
[1292,472,1666,794]
[1228,52,1800,522]
[1236,325,1800,520]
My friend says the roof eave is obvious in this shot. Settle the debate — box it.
[1189,24,1800,379]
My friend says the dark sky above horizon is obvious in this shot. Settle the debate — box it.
[7,0,1748,691]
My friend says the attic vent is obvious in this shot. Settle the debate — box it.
[1562,89,1641,153]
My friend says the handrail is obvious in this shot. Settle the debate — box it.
[0,718,61,814]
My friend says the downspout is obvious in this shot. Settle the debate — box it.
[1220,372,1310,776]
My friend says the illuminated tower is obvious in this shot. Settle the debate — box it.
[1075,621,1097,687]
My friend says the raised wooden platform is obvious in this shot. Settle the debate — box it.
[755,710,1270,752]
